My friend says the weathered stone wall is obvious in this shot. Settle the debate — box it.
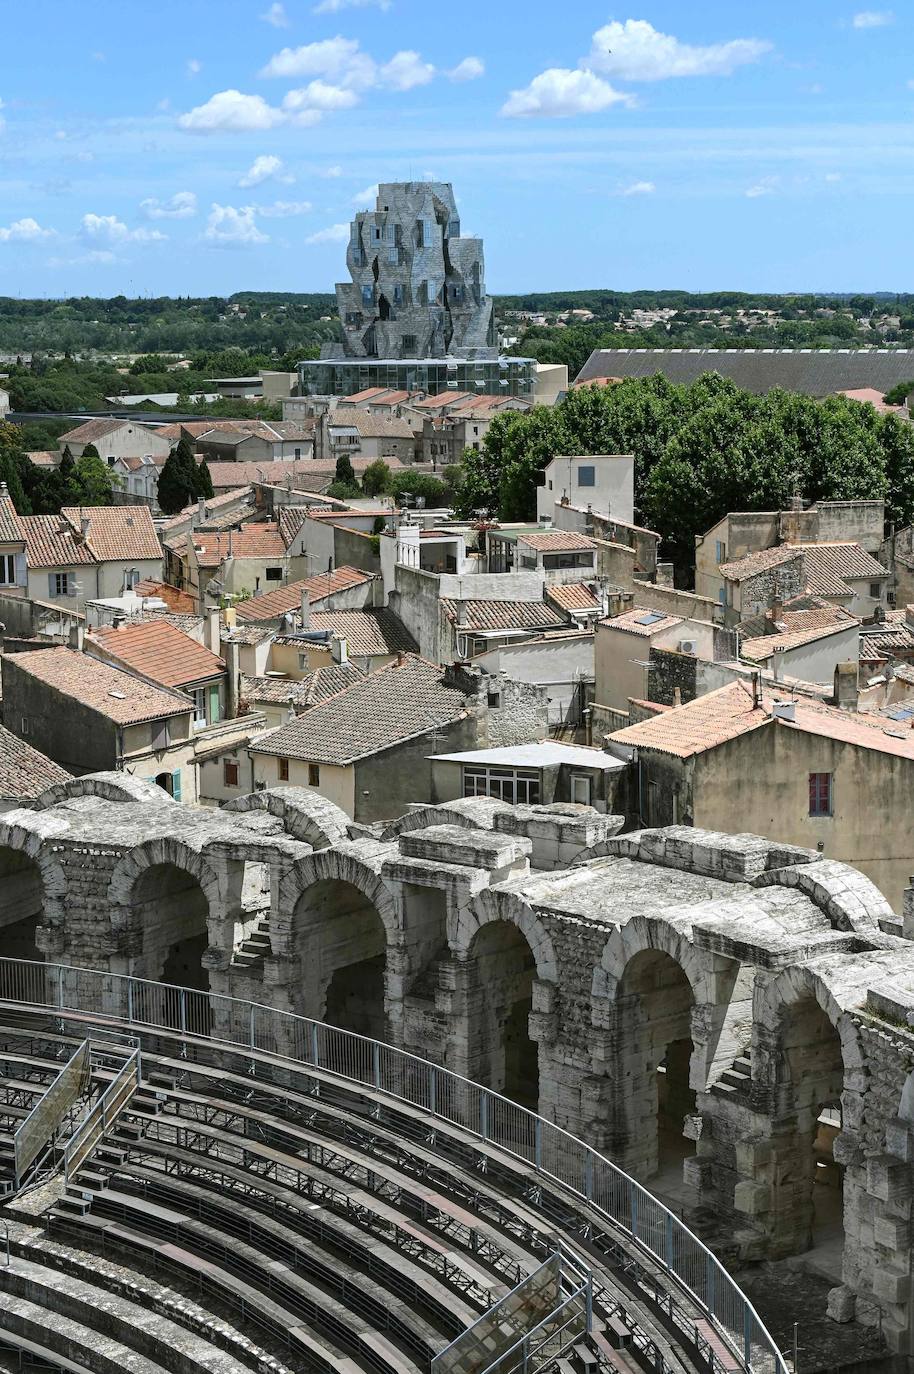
[6,777,914,1349]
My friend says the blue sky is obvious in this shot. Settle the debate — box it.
[1,1,913,297]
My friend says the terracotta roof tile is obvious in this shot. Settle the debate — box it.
[19,514,95,568]
[160,487,254,532]
[326,408,417,439]
[88,620,225,689]
[133,580,197,614]
[303,608,416,657]
[0,494,24,544]
[0,723,70,799]
[250,655,469,765]
[60,506,161,562]
[601,606,683,637]
[738,620,858,662]
[241,663,365,707]
[519,531,596,553]
[191,524,285,566]
[719,545,799,580]
[234,567,376,622]
[796,542,888,588]
[58,418,135,446]
[546,583,602,613]
[5,646,190,724]
[440,599,563,632]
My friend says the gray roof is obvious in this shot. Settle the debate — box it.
[575,349,914,398]
[250,654,469,765]
[0,723,71,799]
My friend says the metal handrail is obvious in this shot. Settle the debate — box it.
[0,957,787,1374]
[63,1047,141,1182]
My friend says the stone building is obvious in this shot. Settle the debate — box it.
[6,772,914,1349]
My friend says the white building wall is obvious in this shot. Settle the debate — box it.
[537,454,634,526]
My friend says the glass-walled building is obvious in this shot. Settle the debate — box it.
[298,355,536,400]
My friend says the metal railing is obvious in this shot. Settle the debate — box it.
[0,958,787,1374]
[63,1046,141,1182]
[12,1039,89,1190]
[433,1245,591,1374]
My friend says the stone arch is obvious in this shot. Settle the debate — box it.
[222,787,350,849]
[450,887,559,985]
[752,860,892,935]
[593,914,709,1005]
[753,961,864,1269]
[277,848,397,1035]
[34,772,174,812]
[0,819,68,964]
[108,837,221,987]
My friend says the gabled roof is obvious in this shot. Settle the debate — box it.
[277,506,308,547]
[797,542,888,591]
[58,418,139,445]
[325,408,417,439]
[160,487,254,532]
[738,620,859,663]
[191,524,285,567]
[234,566,376,622]
[4,646,191,724]
[306,608,417,657]
[0,490,24,544]
[19,514,95,567]
[719,544,800,581]
[88,620,225,689]
[0,723,70,800]
[440,599,563,633]
[60,505,162,562]
[409,390,475,410]
[250,654,469,765]
[241,663,365,708]
[546,582,602,613]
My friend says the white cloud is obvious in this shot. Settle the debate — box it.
[824,172,843,182]
[255,200,313,217]
[238,154,294,188]
[260,36,372,84]
[313,0,391,10]
[283,80,359,113]
[305,222,350,244]
[187,57,202,75]
[587,19,772,80]
[852,10,893,27]
[203,203,269,246]
[352,183,378,207]
[379,50,435,90]
[178,89,286,132]
[745,176,779,198]
[321,165,343,178]
[48,249,116,268]
[448,56,484,82]
[501,68,633,118]
[81,213,166,243]
[139,191,197,219]
[0,217,54,243]
[260,2,289,26]
[621,180,655,195]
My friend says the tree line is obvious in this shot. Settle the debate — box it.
[454,374,914,578]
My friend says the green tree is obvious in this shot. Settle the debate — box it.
[361,459,391,496]
[195,457,215,500]
[334,453,356,487]
[73,454,117,506]
[884,380,914,407]
[326,480,361,500]
[157,439,198,514]
[81,442,100,460]
[390,470,448,506]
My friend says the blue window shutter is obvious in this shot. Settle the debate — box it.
[171,769,182,801]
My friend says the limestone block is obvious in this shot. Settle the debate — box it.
[873,1266,910,1304]
[874,1212,910,1250]
[826,1285,856,1323]
[399,824,531,873]
[682,1112,703,1141]
[866,1153,912,1204]
[734,1180,770,1215]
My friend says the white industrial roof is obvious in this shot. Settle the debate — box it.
[430,741,625,771]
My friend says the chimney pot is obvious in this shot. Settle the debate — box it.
[300,588,310,629]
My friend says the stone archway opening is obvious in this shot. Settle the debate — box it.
[782,996,845,1277]
[132,863,210,992]
[617,948,695,1184]
[293,879,387,1039]
[0,847,44,962]
[466,920,539,1111]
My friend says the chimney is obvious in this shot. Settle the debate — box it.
[751,670,761,710]
[332,635,349,666]
[772,645,785,682]
[205,606,220,655]
[224,638,240,719]
[396,649,406,666]
[0,482,8,498]
[197,496,206,525]
[456,601,468,627]
[300,589,310,629]
[833,661,858,711]
[81,516,90,539]
[673,687,682,707]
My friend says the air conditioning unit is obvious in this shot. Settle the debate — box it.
[679,639,697,654]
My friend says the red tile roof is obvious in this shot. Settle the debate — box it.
[546,583,602,613]
[518,531,597,553]
[440,599,562,632]
[739,620,858,662]
[600,607,682,637]
[19,514,95,567]
[409,390,475,410]
[60,506,162,562]
[234,566,376,622]
[6,646,191,724]
[88,620,225,689]
[133,580,198,614]
[0,492,24,544]
[0,723,70,799]
[306,608,417,657]
[191,524,285,567]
